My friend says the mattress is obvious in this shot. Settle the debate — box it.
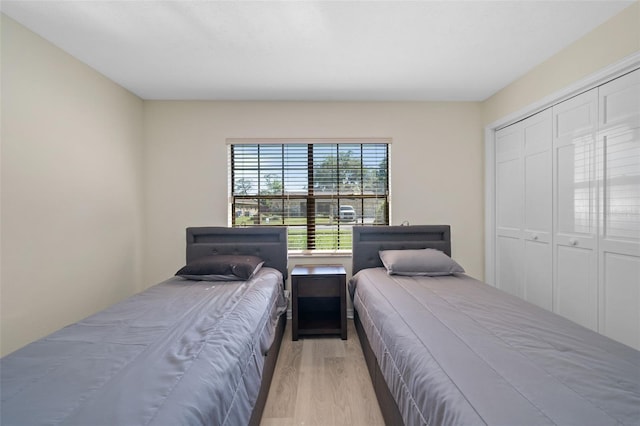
[1,267,287,426]
[350,267,640,426]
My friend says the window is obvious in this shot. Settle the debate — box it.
[229,140,390,251]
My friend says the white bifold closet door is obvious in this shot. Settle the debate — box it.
[495,68,640,349]
[597,70,640,349]
[495,109,553,309]
[552,89,599,331]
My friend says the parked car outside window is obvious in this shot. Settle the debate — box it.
[339,205,356,221]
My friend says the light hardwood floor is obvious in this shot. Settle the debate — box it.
[261,319,385,426]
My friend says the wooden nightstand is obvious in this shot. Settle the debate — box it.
[291,265,347,340]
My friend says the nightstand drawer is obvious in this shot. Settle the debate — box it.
[297,277,340,297]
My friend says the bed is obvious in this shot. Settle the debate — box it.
[350,225,640,426]
[1,226,288,426]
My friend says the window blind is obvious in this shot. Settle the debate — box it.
[230,142,390,251]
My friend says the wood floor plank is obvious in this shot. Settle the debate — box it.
[261,330,303,419]
[261,320,384,425]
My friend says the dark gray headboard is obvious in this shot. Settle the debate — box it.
[352,225,451,275]
[186,227,288,279]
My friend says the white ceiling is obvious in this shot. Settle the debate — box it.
[1,0,635,101]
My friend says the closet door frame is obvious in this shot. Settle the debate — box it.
[484,52,640,285]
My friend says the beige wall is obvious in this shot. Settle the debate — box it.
[0,16,144,356]
[143,101,484,290]
[482,1,639,125]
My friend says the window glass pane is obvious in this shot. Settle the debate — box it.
[259,170,283,195]
[370,198,389,224]
[337,199,358,223]
[287,225,307,250]
[338,144,362,194]
[283,144,308,194]
[284,199,307,224]
[259,198,283,224]
[233,170,258,196]
[233,144,259,168]
[316,199,337,224]
[234,199,259,225]
[313,144,338,194]
[314,224,352,250]
[363,144,388,195]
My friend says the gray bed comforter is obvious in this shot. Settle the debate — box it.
[350,268,640,426]
[1,267,287,426]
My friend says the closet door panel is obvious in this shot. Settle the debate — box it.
[553,89,598,242]
[497,235,523,298]
[496,159,522,235]
[524,240,552,310]
[525,150,552,236]
[554,91,598,139]
[524,109,552,154]
[601,253,640,349]
[554,137,596,244]
[496,124,523,236]
[496,124,521,160]
[556,245,598,330]
[601,129,640,243]
[599,69,640,131]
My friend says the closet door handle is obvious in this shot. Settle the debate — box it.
[569,239,578,246]
[533,235,539,241]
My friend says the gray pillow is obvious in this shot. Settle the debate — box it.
[176,254,264,281]
[379,248,465,276]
